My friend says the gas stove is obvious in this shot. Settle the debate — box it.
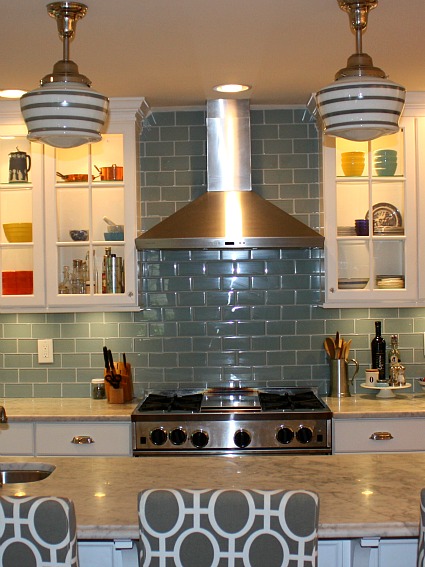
[131,387,332,456]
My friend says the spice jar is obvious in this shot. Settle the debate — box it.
[91,378,106,400]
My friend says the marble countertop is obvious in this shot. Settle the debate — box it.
[326,393,425,418]
[0,398,138,421]
[4,394,425,420]
[0,452,423,540]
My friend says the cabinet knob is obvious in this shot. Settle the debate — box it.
[369,431,394,441]
[71,435,95,444]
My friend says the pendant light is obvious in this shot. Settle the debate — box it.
[315,0,405,142]
[20,2,109,149]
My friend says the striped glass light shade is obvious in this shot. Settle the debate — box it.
[315,74,406,142]
[20,81,109,148]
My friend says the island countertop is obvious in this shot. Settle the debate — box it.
[0,452,422,541]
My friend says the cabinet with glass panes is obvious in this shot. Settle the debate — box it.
[0,109,46,308]
[0,98,147,312]
[322,116,418,307]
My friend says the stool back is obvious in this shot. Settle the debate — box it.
[138,488,319,566]
[0,495,79,567]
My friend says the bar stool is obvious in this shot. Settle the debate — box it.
[138,488,319,567]
[0,495,79,567]
[418,488,425,566]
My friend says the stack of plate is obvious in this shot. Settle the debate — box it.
[373,226,404,235]
[338,278,369,289]
[337,226,356,236]
[376,275,405,289]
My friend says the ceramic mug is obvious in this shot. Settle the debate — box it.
[365,368,379,385]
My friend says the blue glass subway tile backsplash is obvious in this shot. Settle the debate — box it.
[0,106,425,397]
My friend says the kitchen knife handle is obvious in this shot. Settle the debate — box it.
[71,435,95,445]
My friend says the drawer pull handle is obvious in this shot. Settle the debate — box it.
[71,435,95,445]
[369,431,394,441]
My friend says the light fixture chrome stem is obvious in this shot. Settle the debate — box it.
[41,2,90,85]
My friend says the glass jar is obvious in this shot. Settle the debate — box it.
[91,378,106,400]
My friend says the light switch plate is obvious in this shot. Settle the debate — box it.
[38,339,53,364]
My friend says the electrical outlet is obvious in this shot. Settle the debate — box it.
[38,339,54,364]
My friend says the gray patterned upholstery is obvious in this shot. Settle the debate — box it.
[418,489,425,566]
[0,495,79,567]
[138,488,319,567]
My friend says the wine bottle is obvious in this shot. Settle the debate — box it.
[371,321,386,381]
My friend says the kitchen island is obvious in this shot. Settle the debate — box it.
[0,452,421,540]
[0,397,423,565]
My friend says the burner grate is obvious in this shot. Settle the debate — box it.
[259,391,324,411]
[138,393,203,413]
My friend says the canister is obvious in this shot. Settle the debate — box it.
[91,378,106,400]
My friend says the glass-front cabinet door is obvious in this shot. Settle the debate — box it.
[43,115,141,310]
[0,127,45,307]
[323,117,417,307]
[0,98,145,312]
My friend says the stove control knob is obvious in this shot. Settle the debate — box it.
[276,426,294,445]
[296,426,313,444]
[234,429,251,448]
[150,427,167,446]
[191,430,209,449]
[169,427,187,445]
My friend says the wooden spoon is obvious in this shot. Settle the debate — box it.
[343,339,352,360]
[324,337,335,359]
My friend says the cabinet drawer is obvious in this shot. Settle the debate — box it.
[334,418,425,453]
[35,422,131,456]
[0,423,34,455]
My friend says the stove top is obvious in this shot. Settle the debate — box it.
[131,387,332,456]
[134,387,329,414]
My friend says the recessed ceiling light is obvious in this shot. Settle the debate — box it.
[0,89,27,99]
[213,84,251,93]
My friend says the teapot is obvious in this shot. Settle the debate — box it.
[9,148,31,182]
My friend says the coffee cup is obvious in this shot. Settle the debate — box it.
[365,369,379,385]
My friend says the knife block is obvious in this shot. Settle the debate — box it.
[115,361,134,402]
[104,362,133,404]
[105,378,125,404]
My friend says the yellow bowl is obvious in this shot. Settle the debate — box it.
[3,223,33,243]
[341,151,365,158]
[341,162,365,176]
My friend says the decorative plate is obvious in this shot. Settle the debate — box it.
[365,202,402,228]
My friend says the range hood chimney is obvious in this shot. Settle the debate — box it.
[135,99,324,250]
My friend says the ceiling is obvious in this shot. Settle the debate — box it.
[3,0,425,109]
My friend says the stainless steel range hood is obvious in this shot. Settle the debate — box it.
[135,99,324,250]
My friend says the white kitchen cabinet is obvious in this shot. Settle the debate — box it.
[0,422,34,455]
[0,97,148,312]
[35,422,132,456]
[318,540,352,567]
[78,540,138,567]
[0,108,46,309]
[333,417,425,453]
[322,116,418,307]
